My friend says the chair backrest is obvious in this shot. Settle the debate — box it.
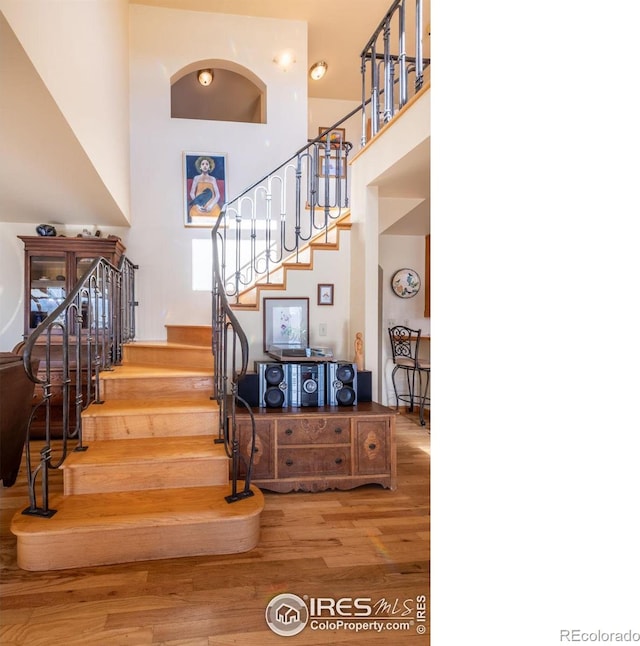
[388,326,422,365]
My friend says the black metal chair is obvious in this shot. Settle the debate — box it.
[388,326,430,426]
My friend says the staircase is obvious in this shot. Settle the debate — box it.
[10,326,264,571]
[230,210,352,310]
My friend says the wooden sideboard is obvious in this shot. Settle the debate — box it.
[232,402,397,493]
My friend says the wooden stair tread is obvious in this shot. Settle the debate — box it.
[125,340,211,350]
[12,485,263,535]
[60,436,227,467]
[82,398,218,417]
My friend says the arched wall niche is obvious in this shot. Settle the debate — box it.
[171,59,267,124]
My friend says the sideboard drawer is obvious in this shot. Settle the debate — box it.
[278,447,351,477]
[277,417,351,445]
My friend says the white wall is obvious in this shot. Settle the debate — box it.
[128,6,308,340]
[308,98,361,149]
[0,224,28,352]
[0,0,131,221]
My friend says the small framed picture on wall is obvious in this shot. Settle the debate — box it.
[318,126,346,148]
[317,284,334,306]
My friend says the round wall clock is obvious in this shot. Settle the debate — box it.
[391,268,421,298]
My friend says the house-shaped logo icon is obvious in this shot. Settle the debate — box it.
[276,603,300,625]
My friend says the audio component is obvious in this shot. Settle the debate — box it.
[356,370,372,402]
[256,362,290,408]
[290,363,325,407]
[236,372,260,407]
[252,361,364,408]
[327,362,358,406]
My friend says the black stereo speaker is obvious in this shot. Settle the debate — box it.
[327,362,358,406]
[256,362,290,408]
[290,363,325,407]
[236,372,260,407]
[357,370,372,402]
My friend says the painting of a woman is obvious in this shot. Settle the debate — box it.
[184,153,227,226]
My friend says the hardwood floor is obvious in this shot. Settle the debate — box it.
[0,410,429,645]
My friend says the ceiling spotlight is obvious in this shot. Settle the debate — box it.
[309,61,328,81]
[197,69,213,86]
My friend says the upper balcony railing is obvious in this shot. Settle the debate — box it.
[360,0,429,144]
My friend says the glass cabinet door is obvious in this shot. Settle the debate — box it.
[29,256,66,327]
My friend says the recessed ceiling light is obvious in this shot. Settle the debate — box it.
[197,69,213,86]
[309,61,328,81]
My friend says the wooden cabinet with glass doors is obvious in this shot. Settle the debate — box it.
[18,236,126,337]
[15,235,126,438]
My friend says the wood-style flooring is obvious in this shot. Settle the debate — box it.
[0,410,429,645]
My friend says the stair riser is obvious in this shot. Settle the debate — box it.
[166,325,212,346]
[101,376,214,400]
[82,411,218,440]
[63,459,229,495]
[16,515,261,571]
[123,346,213,370]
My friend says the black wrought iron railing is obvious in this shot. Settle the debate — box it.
[361,0,429,143]
[210,0,427,501]
[217,127,353,303]
[20,256,137,517]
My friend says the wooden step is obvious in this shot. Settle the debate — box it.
[99,365,214,400]
[60,436,229,494]
[81,398,219,440]
[122,342,213,370]
[165,325,212,347]
[11,484,264,571]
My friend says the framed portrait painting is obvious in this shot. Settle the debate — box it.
[318,126,346,148]
[184,152,227,227]
[263,297,309,352]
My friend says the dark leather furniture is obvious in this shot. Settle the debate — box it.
[0,352,38,487]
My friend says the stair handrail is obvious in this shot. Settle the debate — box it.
[19,254,138,517]
[211,221,257,502]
